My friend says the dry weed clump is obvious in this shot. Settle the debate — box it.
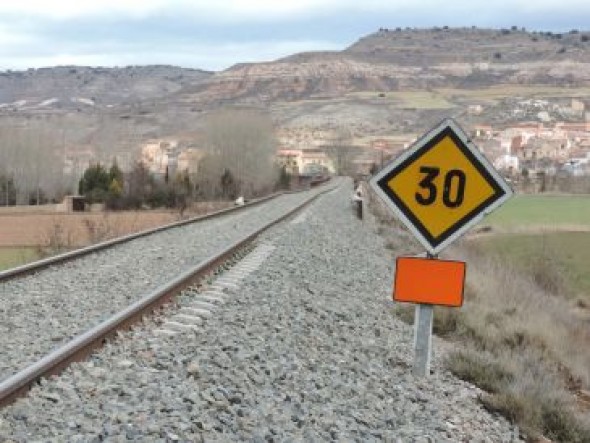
[445,350,513,394]
[441,243,590,441]
[478,359,590,442]
[83,215,116,244]
[83,212,142,245]
[368,183,590,439]
[455,244,590,385]
[37,219,74,256]
[528,250,569,297]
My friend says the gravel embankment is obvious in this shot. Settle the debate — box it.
[0,188,325,382]
[0,180,521,442]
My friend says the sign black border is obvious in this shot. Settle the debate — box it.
[376,126,507,249]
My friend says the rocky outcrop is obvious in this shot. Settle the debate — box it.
[192,28,590,103]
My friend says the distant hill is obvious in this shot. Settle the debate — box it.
[0,65,212,111]
[3,28,590,111]
[2,27,590,139]
[190,27,590,103]
[345,27,590,64]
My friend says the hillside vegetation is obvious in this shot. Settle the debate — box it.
[368,190,590,442]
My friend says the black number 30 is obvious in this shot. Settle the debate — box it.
[415,166,466,208]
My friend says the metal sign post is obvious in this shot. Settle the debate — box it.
[413,252,436,377]
[413,303,434,377]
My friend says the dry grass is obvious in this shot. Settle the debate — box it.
[366,185,590,441]
[452,243,590,386]
[471,232,590,302]
[0,247,40,271]
[443,243,590,441]
[38,220,76,255]
[0,202,233,248]
[1,201,234,266]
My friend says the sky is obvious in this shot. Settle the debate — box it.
[1,0,589,72]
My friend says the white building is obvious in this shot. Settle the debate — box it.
[494,154,519,171]
[141,140,180,175]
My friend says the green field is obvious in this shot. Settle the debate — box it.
[347,90,456,109]
[439,85,590,101]
[348,85,590,109]
[483,194,590,230]
[475,195,590,298]
[0,247,40,271]
[473,232,590,299]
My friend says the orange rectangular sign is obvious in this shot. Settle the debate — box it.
[394,257,465,307]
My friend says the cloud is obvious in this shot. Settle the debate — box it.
[1,1,589,71]
[0,10,354,70]
[0,38,343,71]
[2,0,590,21]
[0,1,332,20]
[0,25,37,47]
[0,0,169,20]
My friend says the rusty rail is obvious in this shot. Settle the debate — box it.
[0,192,284,282]
[0,184,334,407]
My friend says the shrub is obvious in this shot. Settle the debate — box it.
[447,350,512,393]
[481,392,528,422]
[220,168,239,200]
[78,163,110,203]
[432,306,462,337]
[41,221,74,255]
[482,391,590,442]
[83,217,114,244]
[276,166,291,190]
[528,252,568,296]
[438,244,590,441]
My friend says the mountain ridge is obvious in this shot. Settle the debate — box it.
[186,27,590,104]
[2,27,590,111]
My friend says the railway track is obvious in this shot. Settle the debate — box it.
[0,182,335,407]
[0,179,522,442]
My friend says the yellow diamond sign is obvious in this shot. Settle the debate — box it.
[370,119,513,254]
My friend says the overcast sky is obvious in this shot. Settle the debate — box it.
[1,0,589,72]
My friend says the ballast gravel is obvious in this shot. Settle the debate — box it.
[0,190,322,382]
[0,180,521,442]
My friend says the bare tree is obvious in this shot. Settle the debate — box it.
[323,128,362,176]
[0,117,62,204]
[198,108,278,198]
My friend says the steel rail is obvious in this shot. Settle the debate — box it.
[0,192,283,282]
[0,184,334,407]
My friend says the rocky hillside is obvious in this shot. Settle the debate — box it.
[3,28,590,111]
[2,27,590,140]
[192,27,590,103]
[0,65,212,111]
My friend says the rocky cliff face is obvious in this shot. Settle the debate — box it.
[191,28,590,103]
